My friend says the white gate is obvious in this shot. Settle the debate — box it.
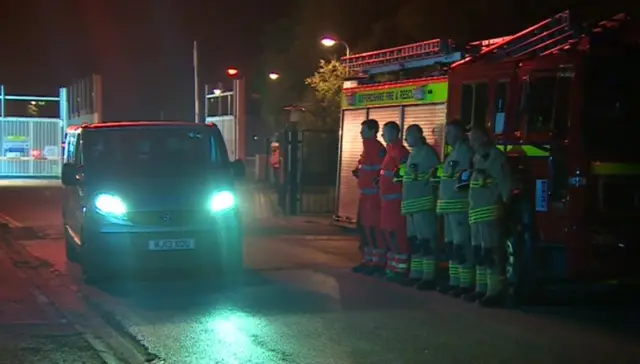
[0,86,68,178]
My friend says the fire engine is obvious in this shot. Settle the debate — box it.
[336,10,640,297]
[448,11,640,295]
[335,38,508,225]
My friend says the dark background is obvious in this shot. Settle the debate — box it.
[0,0,634,122]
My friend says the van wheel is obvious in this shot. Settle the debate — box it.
[64,227,79,263]
[79,232,107,285]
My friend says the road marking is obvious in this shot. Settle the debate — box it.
[0,213,23,228]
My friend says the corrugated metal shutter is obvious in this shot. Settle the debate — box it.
[336,109,367,223]
[403,104,447,159]
[368,107,402,137]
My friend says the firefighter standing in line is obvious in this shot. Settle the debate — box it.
[379,121,411,282]
[351,119,387,275]
[463,125,512,307]
[435,119,475,297]
[396,124,441,288]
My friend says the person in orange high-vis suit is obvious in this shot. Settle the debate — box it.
[351,119,387,275]
[379,121,411,282]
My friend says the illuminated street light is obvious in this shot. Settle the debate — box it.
[213,88,222,96]
[320,37,337,47]
[268,72,280,80]
[320,36,350,56]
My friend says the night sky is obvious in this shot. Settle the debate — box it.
[0,0,634,121]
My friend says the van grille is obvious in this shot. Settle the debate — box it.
[127,210,203,226]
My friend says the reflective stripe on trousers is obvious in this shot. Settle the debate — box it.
[381,170,394,178]
[436,198,469,213]
[360,188,378,195]
[469,205,500,224]
[381,193,402,201]
[402,173,430,182]
[360,164,381,171]
[395,253,409,272]
[372,249,387,267]
[401,196,435,214]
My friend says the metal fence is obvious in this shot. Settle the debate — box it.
[298,130,339,213]
[300,130,339,187]
[0,117,63,177]
[1,86,67,178]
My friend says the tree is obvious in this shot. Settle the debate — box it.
[301,59,349,130]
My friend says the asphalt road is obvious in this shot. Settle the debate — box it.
[0,180,639,364]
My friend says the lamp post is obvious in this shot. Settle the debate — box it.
[320,36,351,56]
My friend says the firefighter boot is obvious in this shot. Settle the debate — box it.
[450,262,475,297]
[463,266,487,302]
[352,229,370,273]
[382,251,396,279]
[406,236,424,286]
[387,253,410,284]
[415,240,437,290]
[478,254,505,308]
[450,244,474,297]
[437,241,457,293]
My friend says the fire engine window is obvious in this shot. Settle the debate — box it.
[526,76,556,133]
[553,76,571,138]
[460,84,474,127]
[472,82,489,128]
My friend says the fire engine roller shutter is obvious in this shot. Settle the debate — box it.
[336,109,368,222]
[403,104,447,159]
[336,106,401,222]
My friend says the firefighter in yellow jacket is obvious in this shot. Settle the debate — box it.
[434,119,475,297]
[396,124,441,289]
[463,125,512,307]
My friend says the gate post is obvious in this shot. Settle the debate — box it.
[286,124,300,216]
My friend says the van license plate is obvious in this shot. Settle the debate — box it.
[148,239,195,251]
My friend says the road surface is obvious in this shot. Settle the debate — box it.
[0,181,639,364]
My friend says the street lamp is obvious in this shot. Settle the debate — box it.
[268,72,280,80]
[213,88,222,96]
[320,36,350,56]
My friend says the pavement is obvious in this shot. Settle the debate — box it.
[0,230,105,364]
[0,179,639,364]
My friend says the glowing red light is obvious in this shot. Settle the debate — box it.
[227,68,239,77]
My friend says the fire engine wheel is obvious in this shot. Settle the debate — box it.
[504,198,540,304]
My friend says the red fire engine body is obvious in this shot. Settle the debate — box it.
[447,11,640,290]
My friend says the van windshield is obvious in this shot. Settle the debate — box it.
[82,127,220,176]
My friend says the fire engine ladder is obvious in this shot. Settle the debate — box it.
[479,10,582,61]
[340,39,460,73]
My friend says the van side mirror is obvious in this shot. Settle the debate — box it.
[61,163,81,186]
[230,159,245,179]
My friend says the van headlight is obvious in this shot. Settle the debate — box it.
[210,190,236,212]
[94,193,127,217]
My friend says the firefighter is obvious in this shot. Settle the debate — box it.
[351,119,387,275]
[435,119,475,297]
[463,125,512,307]
[379,121,410,282]
[397,124,441,288]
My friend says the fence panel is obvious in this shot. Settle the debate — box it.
[0,117,63,177]
[299,130,339,213]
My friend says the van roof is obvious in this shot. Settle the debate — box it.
[85,121,213,129]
